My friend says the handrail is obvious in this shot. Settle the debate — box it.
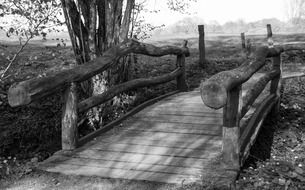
[78,68,182,113]
[7,39,190,151]
[200,46,278,109]
[8,39,189,107]
[200,43,305,110]
[240,70,280,118]
[200,41,305,169]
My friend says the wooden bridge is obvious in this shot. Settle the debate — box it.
[7,38,305,188]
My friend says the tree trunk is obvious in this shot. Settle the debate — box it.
[61,0,135,127]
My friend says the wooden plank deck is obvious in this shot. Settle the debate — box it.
[38,73,275,186]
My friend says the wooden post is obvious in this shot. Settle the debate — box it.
[267,24,272,38]
[246,39,252,55]
[133,35,138,64]
[267,24,273,47]
[176,54,188,91]
[270,55,282,115]
[241,33,246,49]
[222,85,242,168]
[198,25,206,68]
[62,82,78,150]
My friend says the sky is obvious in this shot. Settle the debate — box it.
[143,0,287,25]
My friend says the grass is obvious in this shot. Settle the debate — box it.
[1,33,305,189]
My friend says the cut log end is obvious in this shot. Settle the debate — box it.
[200,81,227,109]
[8,84,30,107]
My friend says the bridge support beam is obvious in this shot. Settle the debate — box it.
[222,85,242,168]
[62,82,78,150]
[270,55,282,116]
[176,54,188,91]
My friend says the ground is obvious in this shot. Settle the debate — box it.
[1,33,305,189]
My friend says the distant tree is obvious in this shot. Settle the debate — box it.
[166,0,198,13]
[208,20,222,33]
[223,21,239,33]
[285,0,305,24]
[130,0,165,40]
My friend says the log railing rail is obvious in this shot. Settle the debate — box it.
[8,39,190,150]
[200,36,305,169]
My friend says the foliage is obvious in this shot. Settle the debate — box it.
[166,0,198,14]
[130,0,165,40]
[154,16,305,36]
[285,0,305,24]
[0,0,63,79]
[0,0,63,39]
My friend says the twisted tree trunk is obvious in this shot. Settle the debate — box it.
[61,0,134,127]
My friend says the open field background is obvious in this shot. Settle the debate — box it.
[1,33,305,189]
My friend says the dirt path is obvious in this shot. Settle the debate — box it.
[1,169,205,190]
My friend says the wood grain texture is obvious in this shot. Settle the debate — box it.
[198,25,206,68]
[39,75,275,186]
[222,86,241,168]
[61,83,78,150]
[176,54,188,91]
[241,70,280,117]
[78,91,179,147]
[8,39,189,107]
[39,90,228,185]
[200,46,270,109]
[78,68,182,113]
[240,95,277,164]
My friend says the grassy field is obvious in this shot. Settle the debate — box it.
[1,33,305,189]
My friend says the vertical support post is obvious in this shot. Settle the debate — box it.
[62,82,78,150]
[241,32,246,50]
[267,24,273,47]
[176,54,188,91]
[133,35,138,64]
[270,55,282,116]
[267,24,272,38]
[198,25,206,68]
[222,85,242,168]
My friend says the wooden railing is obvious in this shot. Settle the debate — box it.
[200,42,305,169]
[8,39,190,150]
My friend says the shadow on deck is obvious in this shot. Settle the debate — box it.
[38,72,272,187]
[39,90,231,185]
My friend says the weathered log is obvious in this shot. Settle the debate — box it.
[61,83,78,150]
[78,68,182,113]
[8,39,189,107]
[241,70,280,118]
[268,43,305,56]
[222,86,241,168]
[199,44,296,109]
[281,43,305,52]
[200,46,270,109]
